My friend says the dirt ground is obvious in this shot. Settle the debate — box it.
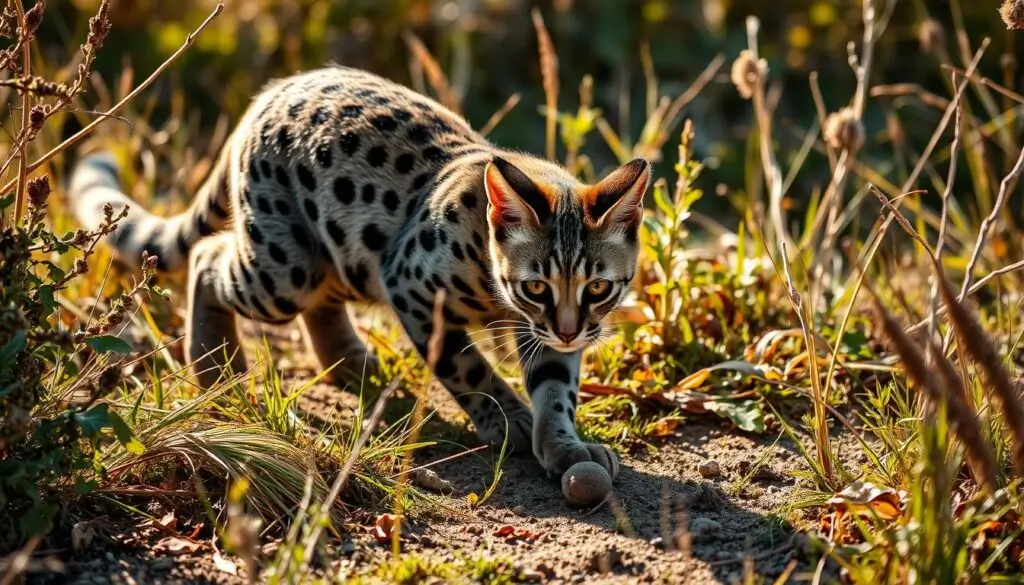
[19,314,838,585]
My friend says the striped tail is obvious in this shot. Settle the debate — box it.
[67,149,232,272]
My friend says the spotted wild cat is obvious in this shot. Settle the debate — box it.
[68,66,651,481]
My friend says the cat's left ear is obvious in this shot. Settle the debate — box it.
[583,158,651,231]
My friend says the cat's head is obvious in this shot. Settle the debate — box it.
[484,154,651,353]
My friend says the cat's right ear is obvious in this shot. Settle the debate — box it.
[484,157,553,231]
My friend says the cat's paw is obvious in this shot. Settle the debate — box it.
[535,436,619,480]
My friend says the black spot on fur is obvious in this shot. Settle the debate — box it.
[240,264,254,285]
[268,243,288,264]
[326,220,346,246]
[274,166,291,189]
[290,267,307,288]
[460,297,488,312]
[277,127,291,151]
[249,160,261,183]
[322,84,341,94]
[418,230,436,251]
[472,232,485,248]
[361,184,376,204]
[246,221,265,244]
[465,362,486,387]
[392,108,412,122]
[257,197,272,214]
[392,295,408,313]
[408,289,432,309]
[290,224,312,251]
[451,241,464,260]
[310,106,329,125]
[403,238,416,258]
[367,146,388,167]
[383,190,400,212]
[296,164,316,191]
[344,262,369,293]
[316,143,333,168]
[395,153,415,174]
[438,230,448,245]
[362,224,387,251]
[303,199,320,222]
[259,271,277,296]
[442,306,469,326]
[421,146,448,163]
[339,131,360,155]
[274,200,292,216]
[410,308,427,321]
[407,124,432,144]
[528,361,571,391]
[553,402,565,413]
[371,115,398,132]
[339,104,363,118]
[450,275,475,297]
[287,100,306,118]
[435,330,470,379]
[412,173,432,191]
[260,160,272,178]
[334,177,356,204]
[273,297,298,315]
[414,266,424,280]
[197,216,214,237]
[443,203,459,223]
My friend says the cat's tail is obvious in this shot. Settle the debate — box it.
[67,147,233,273]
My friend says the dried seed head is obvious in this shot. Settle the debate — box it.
[98,364,122,392]
[27,176,50,209]
[73,257,88,275]
[1001,0,1024,30]
[918,19,945,55]
[824,107,865,154]
[730,50,767,100]
[23,1,43,34]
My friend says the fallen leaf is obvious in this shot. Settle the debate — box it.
[703,399,765,433]
[371,513,403,544]
[647,416,683,437]
[213,551,238,576]
[492,524,544,542]
[412,468,454,494]
[826,481,905,521]
[152,536,202,556]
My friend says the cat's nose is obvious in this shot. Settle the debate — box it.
[556,330,576,343]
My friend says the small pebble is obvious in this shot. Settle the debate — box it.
[698,460,721,478]
[689,517,722,541]
[561,461,613,508]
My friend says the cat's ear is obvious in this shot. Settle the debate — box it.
[583,158,651,231]
[485,156,553,230]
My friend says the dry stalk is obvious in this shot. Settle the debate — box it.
[0,2,224,198]
[865,286,998,494]
[402,31,460,114]
[479,93,521,138]
[531,7,559,162]
[873,186,1024,478]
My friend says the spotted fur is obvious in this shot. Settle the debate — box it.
[68,66,650,480]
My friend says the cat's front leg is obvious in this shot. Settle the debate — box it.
[519,340,619,479]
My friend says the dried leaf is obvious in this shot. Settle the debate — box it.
[153,536,202,556]
[826,481,905,521]
[412,468,454,494]
[371,513,403,544]
[213,551,238,576]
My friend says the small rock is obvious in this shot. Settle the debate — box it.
[512,505,526,515]
[698,460,721,478]
[71,522,96,553]
[562,461,613,508]
[104,552,115,563]
[714,550,733,561]
[589,546,623,574]
[151,558,173,571]
[649,536,664,549]
[465,524,483,535]
[689,517,722,541]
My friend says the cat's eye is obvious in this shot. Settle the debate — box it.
[521,280,549,300]
[585,279,612,299]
